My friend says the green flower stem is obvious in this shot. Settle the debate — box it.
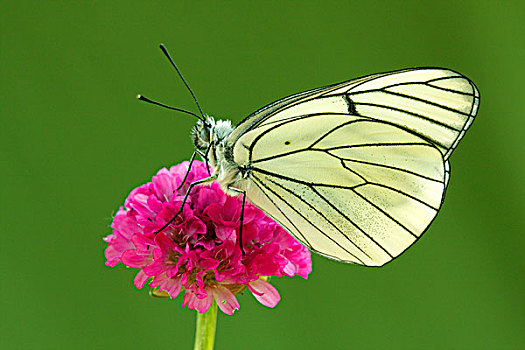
[193,301,218,350]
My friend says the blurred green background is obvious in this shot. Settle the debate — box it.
[2,1,524,349]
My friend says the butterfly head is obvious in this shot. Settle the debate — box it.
[191,117,212,152]
[191,116,234,166]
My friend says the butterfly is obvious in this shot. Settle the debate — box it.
[139,44,479,267]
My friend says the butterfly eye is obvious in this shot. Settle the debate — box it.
[200,128,210,142]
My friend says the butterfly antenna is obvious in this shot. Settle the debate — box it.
[159,44,207,123]
[136,94,203,121]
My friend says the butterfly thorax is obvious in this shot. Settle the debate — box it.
[191,116,247,195]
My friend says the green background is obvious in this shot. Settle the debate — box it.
[2,1,524,349]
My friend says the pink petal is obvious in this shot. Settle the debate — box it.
[203,203,223,222]
[215,225,236,241]
[211,285,239,315]
[196,185,226,210]
[168,163,187,179]
[199,257,219,270]
[121,250,152,268]
[151,273,183,299]
[253,253,281,276]
[146,195,164,214]
[248,279,280,308]
[152,173,176,202]
[221,197,240,223]
[154,232,177,254]
[124,185,151,208]
[111,214,139,239]
[195,270,207,296]
[240,223,259,243]
[129,194,156,219]
[282,261,298,277]
[110,232,135,251]
[104,245,121,266]
[164,278,183,299]
[134,270,149,289]
[131,233,154,251]
[142,259,166,276]
[184,217,207,237]
[183,291,213,313]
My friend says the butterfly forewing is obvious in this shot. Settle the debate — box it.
[326,68,479,159]
[231,68,479,159]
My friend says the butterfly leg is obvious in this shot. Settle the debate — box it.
[177,149,207,190]
[228,186,246,255]
[204,144,212,176]
[155,175,216,234]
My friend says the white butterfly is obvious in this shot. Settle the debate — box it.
[141,46,479,267]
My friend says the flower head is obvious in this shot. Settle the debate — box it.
[104,161,312,315]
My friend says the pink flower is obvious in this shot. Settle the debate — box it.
[104,161,312,315]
